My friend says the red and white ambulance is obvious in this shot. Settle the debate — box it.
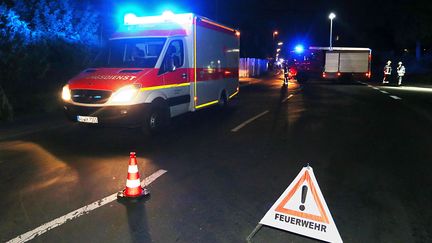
[61,11,239,132]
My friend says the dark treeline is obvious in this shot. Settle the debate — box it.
[0,0,100,121]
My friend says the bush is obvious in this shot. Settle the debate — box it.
[0,1,100,117]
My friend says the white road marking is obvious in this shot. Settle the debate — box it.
[281,94,294,103]
[390,95,402,100]
[380,90,389,94]
[372,87,380,90]
[383,86,432,93]
[231,110,269,132]
[140,169,166,187]
[7,169,167,243]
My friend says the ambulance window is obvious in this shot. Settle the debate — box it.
[159,40,184,74]
[107,38,166,68]
[147,44,163,57]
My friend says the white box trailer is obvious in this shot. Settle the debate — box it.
[309,47,371,80]
[62,12,240,132]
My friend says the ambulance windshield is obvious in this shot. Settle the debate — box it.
[98,38,166,68]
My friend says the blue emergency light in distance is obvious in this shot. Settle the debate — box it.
[294,44,305,54]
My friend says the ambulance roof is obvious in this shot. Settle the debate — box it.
[111,12,237,40]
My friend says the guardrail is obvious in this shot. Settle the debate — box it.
[239,58,269,78]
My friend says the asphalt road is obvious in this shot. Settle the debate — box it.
[1,74,432,243]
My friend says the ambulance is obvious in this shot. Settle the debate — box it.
[61,11,240,132]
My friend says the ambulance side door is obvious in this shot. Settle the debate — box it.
[158,38,190,117]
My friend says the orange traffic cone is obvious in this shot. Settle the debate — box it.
[117,152,149,200]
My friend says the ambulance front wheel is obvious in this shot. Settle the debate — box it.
[142,101,169,134]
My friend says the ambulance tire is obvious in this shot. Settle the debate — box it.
[143,100,169,134]
[218,91,229,110]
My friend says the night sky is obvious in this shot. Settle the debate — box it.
[96,0,432,58]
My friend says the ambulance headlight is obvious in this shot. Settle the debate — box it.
[110,84,141,103]
[62,84,71,101]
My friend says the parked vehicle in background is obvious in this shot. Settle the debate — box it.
[311,47,372,81]
[287,46,372,82]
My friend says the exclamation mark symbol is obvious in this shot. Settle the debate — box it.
[299,185,308,211]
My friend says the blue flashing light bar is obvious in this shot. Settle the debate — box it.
[123,11,193,26]
[162,10,175,19]
[124,13,137,25]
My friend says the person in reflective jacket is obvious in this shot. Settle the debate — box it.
[383,60,392,84]
[283,65,289,86]
[397,61,406,86]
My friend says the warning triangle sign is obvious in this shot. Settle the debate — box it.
[259,166,343,243]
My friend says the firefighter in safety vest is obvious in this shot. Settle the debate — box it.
[383,60,392,84]
[283,65,289,86]
[397,61,406,86]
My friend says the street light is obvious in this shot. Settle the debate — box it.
[272,31,279,59]
[329,12,336,50]
[278,41,283,46]
[273,31,278,40]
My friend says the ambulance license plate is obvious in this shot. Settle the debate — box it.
[77,116,98,124]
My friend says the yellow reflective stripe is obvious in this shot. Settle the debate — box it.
[195,100,218,109]
[229,90,239,99]
[201,18,235,32]
[140,83,190,91]
[194,18,197,107]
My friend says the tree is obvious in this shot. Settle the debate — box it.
[392,1,432,60]
[0,0,100,120]
[13,0,99,44]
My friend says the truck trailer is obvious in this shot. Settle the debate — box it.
[309,47,372,80]
[61,12,240,132]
